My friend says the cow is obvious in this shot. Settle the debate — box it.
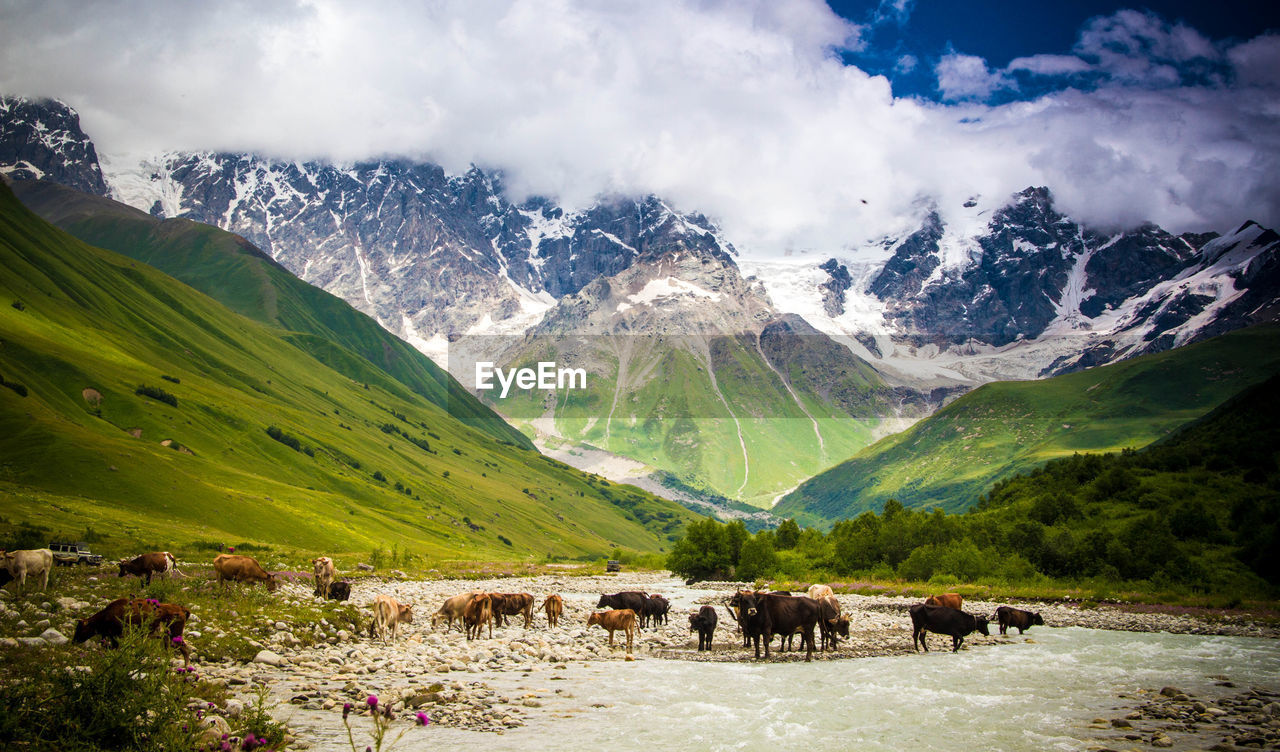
[909,604,990,652]
[996,606,1044,635]
[432,591,482,632]
[689,606,717,651]
[760,593,821,661]
[806,584,834,601]
[311,557,335,598]
[542,594,564,628]
[117,552,178,586]
[1,548,53,591]
[596,592,648,627]
[72,597,192,665]
[726,591,770,658]
[925,593,964,610]
[587,609,637,654]
[640,594,669,628]
[817,595,849,651]
[212,554,277,592]
[489,592,536,628]
[327,581,351,601]
[369,595,413,642]
[463,593,493,641]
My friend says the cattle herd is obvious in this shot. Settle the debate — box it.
[0,546,1046,668]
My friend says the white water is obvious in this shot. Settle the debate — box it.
[314,627,1280,751]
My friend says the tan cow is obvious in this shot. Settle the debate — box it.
[1,548,53,591]
[212,554,278,592]
[587,608,637,654]
[463,593,493,641]
[369,594,414,642]
[432,591,482,632]
[925,593,964,610]
[311,556,335,598]
[542,594,564,628]
[806,584,834,601]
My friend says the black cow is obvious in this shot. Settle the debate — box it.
[909,604,990,652]
[996,606,1043,635]
[761,594,821,661]
[597,591,648,626]
[689,605,717,651]
[326,581,351,601]
[727,591,769,657]
[641,595,670,628]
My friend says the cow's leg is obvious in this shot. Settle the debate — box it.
[952,635,962,652]
[626,625,634,654]
[804,627,815,662]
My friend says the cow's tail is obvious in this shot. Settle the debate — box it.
[164,551,187,577]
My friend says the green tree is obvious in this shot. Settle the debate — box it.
[736,533,779,581]
[774,518,801,550]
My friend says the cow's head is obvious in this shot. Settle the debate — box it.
[975,616,990,637]
[398,604,414,623]
[586,612,602,627]
[117,561,130,577]
[595,595,608,608]
[1032,612,1044,626]
[72,619,92,644]
[830,616,850,638]
[266,574,279,592]
[729,590,759,619]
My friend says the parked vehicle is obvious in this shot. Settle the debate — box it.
[606,559,622,572]
[49,541,104,566]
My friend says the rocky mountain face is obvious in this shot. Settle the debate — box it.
[0,97,108,196]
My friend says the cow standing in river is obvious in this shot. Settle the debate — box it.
[910,604,989,652]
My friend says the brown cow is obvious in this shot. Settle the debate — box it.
[432,591,482,632]
[72,597,192,664]
[212,554,278,591]
[587,609,637,654]
[542,594,564,628]
[464,593,493,641]
[369,594,413,642]
[817,595,849,651]
[118,552,177,586]
[925,593,964,610]
[489,592,536,628]
[311,556,335,598]
[996,606,1044,635]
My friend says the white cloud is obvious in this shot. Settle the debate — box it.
[1229,34,1280,88]
[934,51,1015,101]
[894,54,918,74]
[0,0,1276,256]
[1073,9,1219,86]
[1006,54,1092,76]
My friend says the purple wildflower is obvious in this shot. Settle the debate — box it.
[416,711,431,726]
[366,695,378,709]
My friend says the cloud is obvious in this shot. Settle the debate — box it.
[934,51,1015,101]
[1229,34,1280,88]
[873,0,913,26]
[1006,54,1091,76]
[0,0,1276,256]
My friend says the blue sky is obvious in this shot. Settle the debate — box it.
[1,1,1277,254]
[830,1,1280,101]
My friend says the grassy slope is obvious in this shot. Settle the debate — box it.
[488,331,890,508]
[0,181,698,559]
[11,180,529,449]
[777,323,1280,526]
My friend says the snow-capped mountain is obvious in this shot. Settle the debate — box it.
[0,97,107,197]
[745,187,1279,386]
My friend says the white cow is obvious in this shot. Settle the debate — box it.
[806,583,834,600]
[311,556,335,598]
[2,548,53,591]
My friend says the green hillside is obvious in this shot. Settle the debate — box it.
[11,180,528,448]
[0,180,698,559]
[777,324,1280,527]
[480,318,905,508]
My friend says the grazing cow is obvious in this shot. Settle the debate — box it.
[909,604,990,653]
[596,592,648,626]
[542,594,564,628]
[1,548,53,591]
[117,552,178,586]
[327,581,351,602]
[996,606,1044,635]
[463,593,493,641]
[432,591,482,632]
[806,584,834,601]
[72,597,192,665]
[587,609,637,653]
[726,591,770,658]
[689,606,717,651]
[640,594,670,628]
[312,557,335,598]
[817,595,849,651]
[212,554,278,592]
[925,593,964,610]
[369,595,413,642]
[489,592,536,628]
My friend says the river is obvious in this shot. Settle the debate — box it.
[297,624,1280,751]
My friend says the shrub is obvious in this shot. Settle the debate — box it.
[265,425,302,452]
[135,384,178,407]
